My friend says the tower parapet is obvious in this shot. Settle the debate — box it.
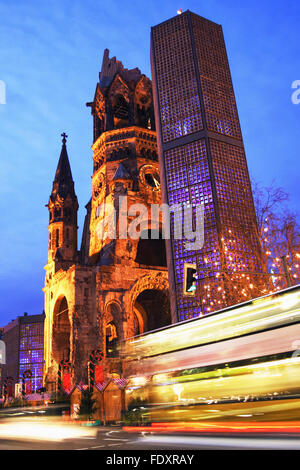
[86,49,155,142]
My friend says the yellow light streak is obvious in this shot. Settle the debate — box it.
[127,294,300,358]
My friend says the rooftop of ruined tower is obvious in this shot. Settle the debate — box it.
[99,48,142,88]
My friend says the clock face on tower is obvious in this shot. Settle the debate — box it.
[93,173,105,199]
[139,165,161,191]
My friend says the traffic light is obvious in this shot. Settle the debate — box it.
[184,263,198,296]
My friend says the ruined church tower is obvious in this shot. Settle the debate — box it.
[43,50,170,391]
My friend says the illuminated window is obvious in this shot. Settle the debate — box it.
[106,323,118,358]
[96,205,103,218]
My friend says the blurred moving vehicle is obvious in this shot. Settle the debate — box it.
[122,285,300,425]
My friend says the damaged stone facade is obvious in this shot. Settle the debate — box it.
[43,50,170,391]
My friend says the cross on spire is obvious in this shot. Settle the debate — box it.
[61,132,68,144]
[51,132,76,201]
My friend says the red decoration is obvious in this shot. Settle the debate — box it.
[95,365,103,384]
[26,381,32,394]
[63,373,71,391]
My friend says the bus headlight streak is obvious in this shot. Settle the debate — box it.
[131,376,148,387]
[153,373,171,384]
[280,293,300,310]
[173,384,184,401]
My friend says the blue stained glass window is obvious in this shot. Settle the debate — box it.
[18,321,44,389]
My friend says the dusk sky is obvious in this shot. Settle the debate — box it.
[0,0,299,326]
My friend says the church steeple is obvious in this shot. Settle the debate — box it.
[51,133,76,202]
[47,133,78,263]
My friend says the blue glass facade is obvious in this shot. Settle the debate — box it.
[19,321,44,391]
[151,11,264,322]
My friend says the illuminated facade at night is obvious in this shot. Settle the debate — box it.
[44,12,268,391]
[43,50,170,391]
[0,313,44,395]
[151,10,265,322]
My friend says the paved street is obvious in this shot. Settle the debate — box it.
[0,416,300,451]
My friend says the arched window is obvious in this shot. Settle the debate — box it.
[135,229,167,267]
[113,95,129,119]
[133,312,141,336]
[66,228,70,248]
[113,95,129,128]
[105,322,118,358]
[134,289,171,333]
[56,229,59,248]
[54,207,61,218]
[52,296,71,365]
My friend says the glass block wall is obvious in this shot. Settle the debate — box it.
[152,13,203,143]
[19,321,44,392]
[151,11,265,322]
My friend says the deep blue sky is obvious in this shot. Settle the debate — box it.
[0,0,299,326]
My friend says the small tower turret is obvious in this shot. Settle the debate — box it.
[47,133,78,264]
